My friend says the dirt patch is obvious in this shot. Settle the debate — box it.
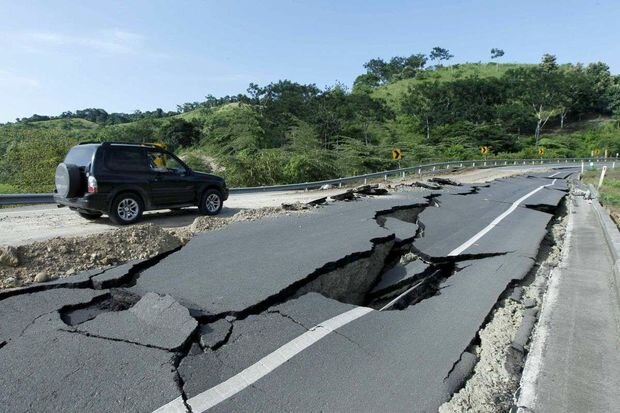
[0,224,182,289]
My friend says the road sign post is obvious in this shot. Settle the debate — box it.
[598,166,608,189]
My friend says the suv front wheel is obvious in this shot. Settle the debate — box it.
[199,189,223,215]
[109,193,144,225]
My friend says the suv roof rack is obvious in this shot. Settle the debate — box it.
[78,141,162,147]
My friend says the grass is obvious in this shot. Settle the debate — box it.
[0,183,20,194]
[584,169,620,222]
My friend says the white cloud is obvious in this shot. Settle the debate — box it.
[0,70,39,89]
[5,28,156,56]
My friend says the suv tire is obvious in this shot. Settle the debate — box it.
[199,189,223,215]
[109,193,144,225]
[55,163,82,198]
[78,211,103,220]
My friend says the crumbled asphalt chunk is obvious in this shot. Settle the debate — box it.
[0,328,181,413]
[0,288,108,342]
[511,307,539,353]
[414,181,442,190]
[200,319,232,349]
[76,293,198,351]
[443,351,477,392]
[429,177,461,186]
[91,261,140,289]
[509,287,523,301]
[329,190,356,201]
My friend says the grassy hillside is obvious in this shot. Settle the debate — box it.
[373,62,535,109]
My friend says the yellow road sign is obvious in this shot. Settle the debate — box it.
[593,148,601,156]
[392,148,402,160]
[480,146,490,155]
[538,147,545,156]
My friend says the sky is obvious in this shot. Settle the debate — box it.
[0,0,619,122]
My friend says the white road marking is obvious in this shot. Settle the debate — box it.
[153,178,560,412]
[152,396,187,413]
[378,270,440,311]
[448,179,557,256]
[548,171,561,177]
[173,306,373,413]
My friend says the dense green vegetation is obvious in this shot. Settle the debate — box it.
[1,49,620,192]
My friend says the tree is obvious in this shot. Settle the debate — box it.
[541,54,558,72]
[401,84,436,141]
[491,48,505,71]
[352,73,380,94]
[429,47,454,67]
[504,67,561,144]
[349,94,392,145]
[363,58,390,84]
[159,118,201,149]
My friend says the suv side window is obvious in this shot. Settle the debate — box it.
[147,150,187,174]
[103,147,148,172]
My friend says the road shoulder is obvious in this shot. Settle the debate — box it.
[517,196,620,412]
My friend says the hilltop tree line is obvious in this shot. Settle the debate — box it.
[2,51,620,191]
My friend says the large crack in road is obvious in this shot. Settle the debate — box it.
[0,172,575,413]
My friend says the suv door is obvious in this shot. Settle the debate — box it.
[146,149,195,206]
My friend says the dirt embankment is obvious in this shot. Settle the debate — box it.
[0,207,289,289]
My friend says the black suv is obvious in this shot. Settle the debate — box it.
[54,142,228,225]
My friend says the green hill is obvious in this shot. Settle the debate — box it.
[373,62,535,109]
[0,58,618,193]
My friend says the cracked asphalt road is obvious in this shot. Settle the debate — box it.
[0,171,572,413]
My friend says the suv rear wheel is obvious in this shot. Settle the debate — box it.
[199,189,223,215]
[109,193,144,225]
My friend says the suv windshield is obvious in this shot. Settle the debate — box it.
[64,146,96,167]
[147,150,187,174]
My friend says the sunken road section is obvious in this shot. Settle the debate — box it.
[0,172,571,413]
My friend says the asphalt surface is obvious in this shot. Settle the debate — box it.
[0,171,572,412]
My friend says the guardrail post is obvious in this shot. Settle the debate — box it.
[472,162,475,167]
[459,163,463,168]
[418,168,421,175]
[339,182,342,188]
[613,162,616,169]
[402,171,406,178]
[432,166,436,172]
[364,178,367,184]
[384,174,388,181]
[446,164,450,169]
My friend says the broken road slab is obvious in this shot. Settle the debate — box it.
[133,193,429,317]
[0,288,108,342]
[204,254,535,412]
[76,292,197,350]
[0,326,182,413]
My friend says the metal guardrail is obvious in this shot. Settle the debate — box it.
[0,157,614,206]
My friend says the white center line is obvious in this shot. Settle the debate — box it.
[153,178,559,413]
[447,179,557,256]
[548,171,561,177]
